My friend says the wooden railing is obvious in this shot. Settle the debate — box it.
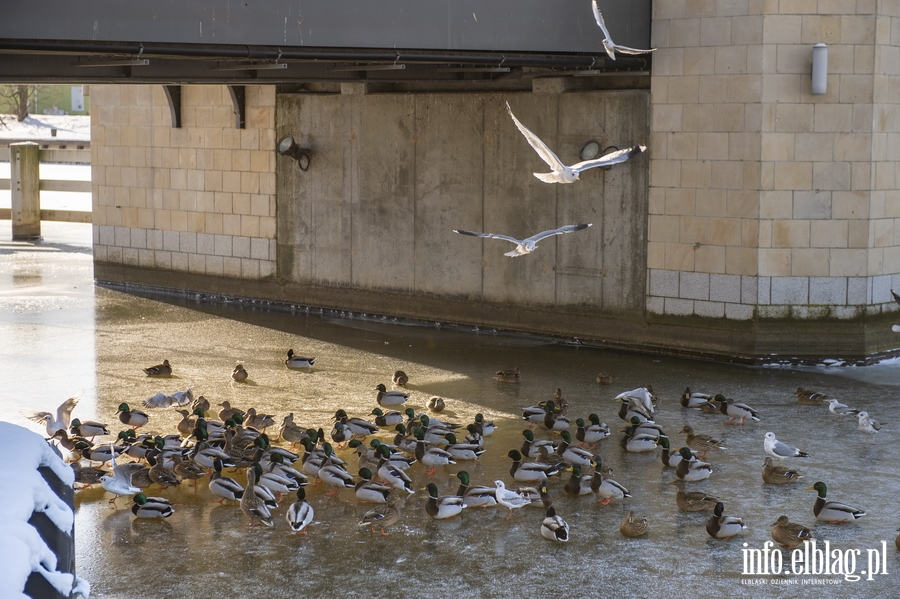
[0,146,91,225]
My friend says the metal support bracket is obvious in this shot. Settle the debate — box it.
[162,85,182,128]
[227,85,246,129]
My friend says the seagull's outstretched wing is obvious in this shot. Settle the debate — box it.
[453,229,524,246]
[591,1,656,58]
[505,102,565,171]
[591,1,613,41]
[142,392,175,409]
[891,289,900,306]
[571,145,646,174]
[524,223,593,244]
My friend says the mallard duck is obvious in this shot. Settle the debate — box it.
[208,458,244,502]
[333,409,380,439]
[245,408,275,432]
[442,433,485,461]
[620,511,648,537]
[507,449,562,482]
[619,426,658,453]
[454,471,498,508]
[285,349,315,369]
[762,457,802,484]
[713,394,760,425]
[24,393,80,437]
[147,449,181,489]
[522,405,547,425]
[658,435,686,468]
[424,482,466,519]
[427,397,446,413]
[285,487,314,534]
[670,480,719,512]
[680,387,715,409]
[370,440,415,470]
[68,418,109,441]
[71,461,107,487]
[374,383,409,407]
[541,507,569,542]
[627,416,664,440]
[895,528,900,552]
[706,502,747,539]
[375,445,415,494]
[80,443,123,465]
[171,454,207,487]
[795,387,827,405]
[231,364,249,382]
[473,413,497,437]
[563,465,593,497]
[764,432,808,459]
[143,359,172,377]
[392,370,409,387]
[520,429,556,459]
[370,407,403,428]
[413,429,456,475]
[390,424,418,455]
[542,401,570,432]
[464,424,484,448]
[494,367,520,383]
[575,415,609,448]
[675,447,712,482]
[241,463,274,526]
[359,491,403,535]
[857,411,882,436]
[257,464,301,497]
[615,387,656,416]
[494,480,530,517]
[680,425,724,458]
[116,403,149,430]
[827,398,860,417]
[556,430,594,467]
[808,481,865,523]
[590,460,631,505]
[217,401,244,422]
[772,515,813,548]
[615,396,653,423]
[131,493,174,518]
[355,468,392,504]
[596,372,612,385]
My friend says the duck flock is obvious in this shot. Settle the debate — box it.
[25,355,898,553]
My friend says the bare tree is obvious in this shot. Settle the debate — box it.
[0,85,36,121]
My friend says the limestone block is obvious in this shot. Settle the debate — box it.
[696,188,727,216]
[205,255,224,276]
[841,15,876,44]
[792,248,830,275]
[240,216,260,238]
[810,219,849,248]
[652,104,683,132]
[648,242,666,269]
[773,161,812,190]
[732,15,763,45]
[670,18,701,46]
[682,160,711,187]
[223,214,241,236]
[665,242,695,270]
[695,245,726,273]
[812,162,851,190]
[759,248,792,276]
[700,17,733,46]
[684,47,716,75]
[763,15,802,45]
[773,219,810,247]
[829,248,867,276]
[727,246,759,275]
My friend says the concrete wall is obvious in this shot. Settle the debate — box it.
[276,89,650,317]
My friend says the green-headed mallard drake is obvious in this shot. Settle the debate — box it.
[590,460,631,505]
[355,468,392,504]
[658,435,686,468]
[807,481,865,523]
[285,349,315,369]
[680,425,724,458]
[231,364,249,382]
[375,445,415,494]
[541,506,569,543]
[795,387,827,405]
[556,430,594,467]
[392,370,409,387]
[257,463,301,497]
[675,447,712,482]
[494,480,531,517]
[24,393,80,437]
[241,462,274,526]
[615,387,656,416]
[619,426,658,453]
[615,396,653,423]
[370,407,403,428]
[374,384,409,407]
[520,429,556,459]
[208,457,244,503]
[473,413,497,437]
[764,432,808,459]
[706,502,747,539]
[334,409,379,439]
[349,440,380,473]
[680,387,714,409]
[442,433,484,461]
[454,471,498,508]
[575,415,609,448]
[772,515,813,548]
[143,359,172,377]
[522,404,547,425]
[413,429,456,475]
[542,401,570,432]
[424,482,466,519]
[69,418,109,441]
[713,394,760,426]
[507,449,562,482]
[427,397,446,413]
[131,493,174,518]
[620,511,648,537]
[563,465,593,497]
[763,457,802,484]
[285,487,314,534]
[494,367,520,383]
[670,480,719,512]
[116,403,149,430]
[359,491,403,535]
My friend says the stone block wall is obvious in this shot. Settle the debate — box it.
[648,0,900,322]
[90,85,277,280]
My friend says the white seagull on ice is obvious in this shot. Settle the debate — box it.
[763,432,809,460]
[505,102,645,184]
[453,223,592,257]
[591,0,657,61]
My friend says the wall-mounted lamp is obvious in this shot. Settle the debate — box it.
[276,134,311,171]
[580,140,601,161]
[811,43,828,95]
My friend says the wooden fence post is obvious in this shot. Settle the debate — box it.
[10,141,41,240]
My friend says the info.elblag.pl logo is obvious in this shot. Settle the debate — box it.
[741,540,890,583]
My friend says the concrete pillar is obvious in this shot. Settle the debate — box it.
[10,141,41,240]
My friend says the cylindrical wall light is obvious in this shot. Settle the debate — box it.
[811,43,828,95]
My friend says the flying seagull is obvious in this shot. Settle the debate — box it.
[591,0,657,61]
[891,289,900,332]
[453,223,592,257]
[505,102,646,184]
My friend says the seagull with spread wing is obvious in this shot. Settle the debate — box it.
[453,223,592,257]
[891,289,900,332]
[505,102,645,184]
[591,0,657,61]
